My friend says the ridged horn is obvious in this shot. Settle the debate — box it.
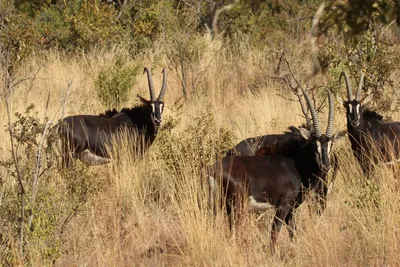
[158,68,167,101]
[143,67,156,101]
[355,72,365,101]
[325,89,334,138]
[340,71,353,101]
[301,87,322,137]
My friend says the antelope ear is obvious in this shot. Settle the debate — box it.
[299,128,311,140]
[288,126,301,135]
[332,130,347,142]
[137,94,151,104]
[361,94,373,105]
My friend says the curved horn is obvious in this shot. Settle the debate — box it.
[325,89,334,138]
[158,68,167,101]
[143,67,156,101]
[301,87,322,137]
[340,71,353,101]
[355,72,365,101]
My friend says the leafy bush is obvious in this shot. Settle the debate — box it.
[32,1,125,52]
[321,0,400,36]
[0,2,38,76]
[346,179,382,222]
[0,105,100,264]
[157,112,236,176]
[319,29,400,113]
[94,57,140,109]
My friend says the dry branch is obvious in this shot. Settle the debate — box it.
[61,80,73,120]
[4,67,25,258]
[28,120,53,229]
[272,52,313,127]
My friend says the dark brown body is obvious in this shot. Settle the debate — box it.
[208,155,302,248]
[340,71,400,175]
[59,109,156,165]
[206,88,341,252]
[58,67,167,166]
[348,108,400,175]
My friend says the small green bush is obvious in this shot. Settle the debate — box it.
[0,104,102,265]
[94,57,140,109]
[157,112,236,176]
[319,29,400,113]
[31,1,126,52]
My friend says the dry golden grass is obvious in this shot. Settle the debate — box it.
[1,39,400,266]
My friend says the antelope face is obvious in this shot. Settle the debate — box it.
[313,135,333,172]
[303,131,345,173]
[340,71,365,129]
[138,95,165,127]
[142,66,167,128]
[150,100,164,126]
[343,100,361,128]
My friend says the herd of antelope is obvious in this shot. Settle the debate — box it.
[55,67,400,252]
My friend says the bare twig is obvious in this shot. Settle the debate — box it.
[380,19,397,37]
[59,204,80,237]
[49,80,74,125]
[276,53,313,127]
[275,93,298,102]
[51,204,81,266]
[180,57,187,97]
[4,67,25,257]
[60,80,73,121]
[116,0,127,20]
[192,44,224,89]
[28,120,53,229]
[12,66,42,103]
[274,48,286,75]
[11,66,41,89]
[41,91,51,121]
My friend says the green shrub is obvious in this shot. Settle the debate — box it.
[32,1,126,52]
[319,29,400,113]
[157,112,236,176]
[321,0,399,36]
[94,57,140,109]
[0,104,101,264]
[0,2,38,76]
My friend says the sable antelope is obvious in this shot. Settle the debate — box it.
[341,71,400,176]
[226,118,345,199]
[58,67,167,166]
[207,89,343,251]
[227,125,345,195]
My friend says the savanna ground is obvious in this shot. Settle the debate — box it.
[2,2,400,266]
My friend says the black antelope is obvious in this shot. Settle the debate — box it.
[207,88,344,251]
[341,71,400,176]
[58,67,167,166]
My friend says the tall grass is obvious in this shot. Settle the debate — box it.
[1,39,400,266]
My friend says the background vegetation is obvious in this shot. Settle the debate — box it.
[1,0,400,265]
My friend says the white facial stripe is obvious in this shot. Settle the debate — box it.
[316,140,322,158]
[151,103,155,113]
[348,104,352,114]
[160,103,164,113]
[327,141,332,155]
[356,104,360,120]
